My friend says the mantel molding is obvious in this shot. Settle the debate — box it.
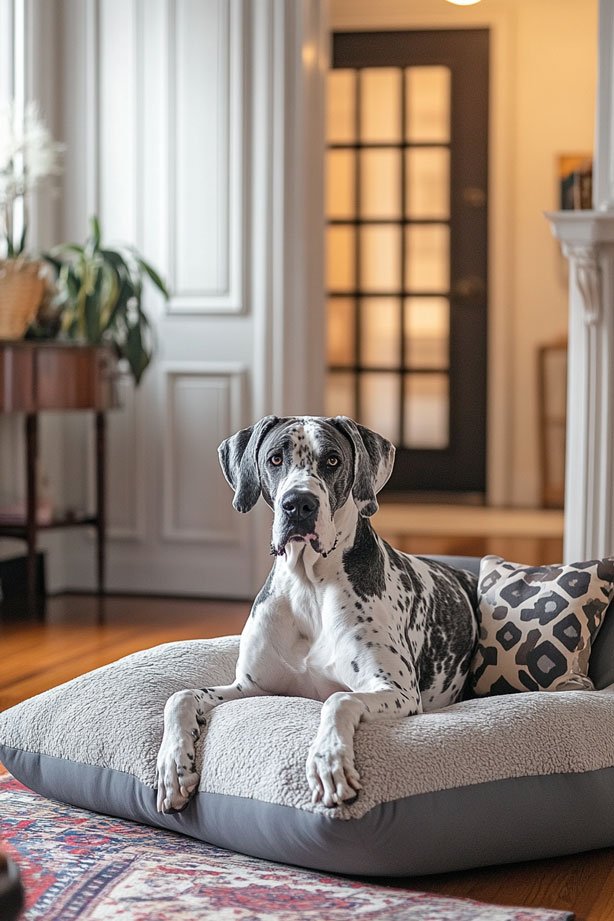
[545,209,614,244]
[567,246,601,326]
[546,211,614,329]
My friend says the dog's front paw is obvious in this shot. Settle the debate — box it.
[155,736,200,813]
[306,739,362,808]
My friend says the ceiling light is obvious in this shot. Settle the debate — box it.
[445,0,482,5]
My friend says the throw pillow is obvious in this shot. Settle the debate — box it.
[470,555,614,696]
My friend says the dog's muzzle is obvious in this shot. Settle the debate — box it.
[272,485,337,557]
[280,489,319,535]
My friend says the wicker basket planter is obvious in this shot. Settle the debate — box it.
[0,260,46,340]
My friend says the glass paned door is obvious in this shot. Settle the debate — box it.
[326,30,489,494]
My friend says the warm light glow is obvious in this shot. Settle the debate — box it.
[302,42,316,69]
[445,0,482,5]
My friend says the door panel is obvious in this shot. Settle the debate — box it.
[326,30,489,494]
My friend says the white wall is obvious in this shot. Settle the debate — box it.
[330,0,598,507]
[511,0,597,505]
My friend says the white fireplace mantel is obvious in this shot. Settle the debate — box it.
[545,0,614,562]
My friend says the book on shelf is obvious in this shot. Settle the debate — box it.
[560,160,593,210]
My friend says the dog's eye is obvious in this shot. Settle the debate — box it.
[269,454,283,467]
[326,455,340,468]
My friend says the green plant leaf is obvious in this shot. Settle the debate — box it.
[90,215,101,249]
[100,249,133,292]
[64,266,81,302]
[84,216,101,261]
[86,216,100,257]
[42,253,64,276]
[38,218,162,384]
[122,321,151,385]
[83,267,105,343]
[99,250,138,333]
[135,255,169,298]
[50,242,84,257]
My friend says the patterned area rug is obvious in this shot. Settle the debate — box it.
[0,774,573,921]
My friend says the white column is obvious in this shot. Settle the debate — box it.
[253,0,327,420]
[595,0,614,211]
[545,212,614,561]
[251,0,327,585]
[545,0,614,562]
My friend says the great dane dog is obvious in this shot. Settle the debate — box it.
[156,415,477,813]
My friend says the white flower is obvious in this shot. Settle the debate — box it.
[21,102,65,186]
[0,106,17,172]
[0,100,64,191]
[0,100,65,254]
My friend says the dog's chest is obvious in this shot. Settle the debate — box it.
[278,578,349,699]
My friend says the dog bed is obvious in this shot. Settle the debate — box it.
[2,557,614,877]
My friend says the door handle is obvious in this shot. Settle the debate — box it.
[452,275,486,301]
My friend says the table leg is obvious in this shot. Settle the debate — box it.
[95,413,106,620]
[25,413,40,621]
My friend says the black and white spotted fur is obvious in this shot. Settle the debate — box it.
[156,416,478,812]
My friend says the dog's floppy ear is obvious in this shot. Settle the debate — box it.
[331,416,395,517]
[218,415,281,513]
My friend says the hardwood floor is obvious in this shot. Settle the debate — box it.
[2,591,612,920]
[0,594,250,711]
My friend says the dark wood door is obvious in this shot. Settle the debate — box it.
[325,29,489,494]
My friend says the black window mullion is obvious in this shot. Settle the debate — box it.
[329,141,451,150]
[399,67,407,447]
[330,365,446,375]
[354,69,362,419]
[329,217,450,226]
[329,289,452,298]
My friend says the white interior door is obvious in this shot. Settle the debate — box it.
[52,0,326,598]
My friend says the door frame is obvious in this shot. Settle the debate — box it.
[329,0,515,506]
[329,27,489,494]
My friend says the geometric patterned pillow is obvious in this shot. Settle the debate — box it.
[469,555,614,696]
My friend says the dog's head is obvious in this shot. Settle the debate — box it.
[218,415,395,556]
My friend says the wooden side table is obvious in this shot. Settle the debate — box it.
[0,341,120,619]
[537,337,568,509]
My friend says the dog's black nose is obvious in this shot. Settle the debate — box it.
[281,490,319,521]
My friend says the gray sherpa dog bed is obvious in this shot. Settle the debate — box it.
[2,556,614,877]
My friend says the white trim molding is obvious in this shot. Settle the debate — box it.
[249,0,327,585]
[561,244,602,327]
[595,0,614,210]
[545,210,614,561]
[164,0,246,315]
[161,361,246,543]
[0,0,14,105]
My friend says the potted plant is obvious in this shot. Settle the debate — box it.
[0,101,64,338]
[41,216,168,385]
